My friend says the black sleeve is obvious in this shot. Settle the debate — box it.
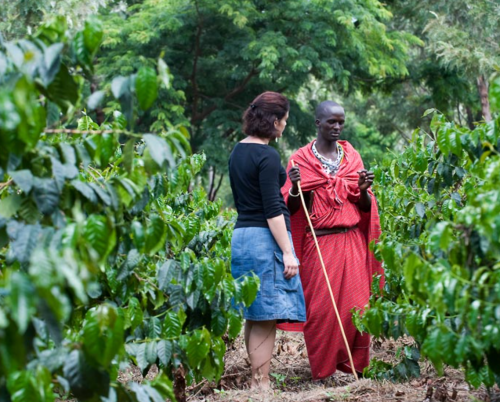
[259,149,283,219]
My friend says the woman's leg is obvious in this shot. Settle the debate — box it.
[245,319,276,389]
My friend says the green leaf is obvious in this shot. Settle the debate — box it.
[157,340,172,367]
[148,317,162,338]
[131,220,145,251]
[63,349,110,400]
[135,343,148,372]
[83,215,111,259]
[98,133,117,167]
[157,58,171,90]
[10,169,34,193]
[83,16,103,54]
[111,76,129,99]
[186,328,211,368]
[71,180,97,203]
[146,341,158,365]
[143,134,175,168]
[145,214,166,254]
[0,193,22,218]
[227,312,242,340]
[7,221,42,263]
[73,31,92,71]
[239,275,259,307]
[46,63,79,110]
[89,182,112,206]
[83,306,124,368]
[422,328,443,375]
[211,311,228,337]
[87,90,105,110]
[9,272,36,334]
[157,260,179,290]
[415,202,425,218]
[466,363,482,389]
[7,369,53,402]
[127,297,143,331]
[164,311,182,338]
[422,108,436,117]
[136,67,158,110]
[40,43,63,87]
[32,178,60,215]
[122,139,135,173]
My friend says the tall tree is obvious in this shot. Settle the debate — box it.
[97,0,419,199]
[423,0,500,122]
[0,0,109,40]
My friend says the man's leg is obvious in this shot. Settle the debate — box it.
[245,320,276,389]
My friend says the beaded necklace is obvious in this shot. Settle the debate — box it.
[312,141,344,176]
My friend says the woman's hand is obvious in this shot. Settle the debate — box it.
[282,252,299,279]
[357,169,374,191]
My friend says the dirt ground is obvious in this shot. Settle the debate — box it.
[56,331,499,401]
[185,331,498,402]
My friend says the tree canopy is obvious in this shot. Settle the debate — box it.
[96,0,420,191]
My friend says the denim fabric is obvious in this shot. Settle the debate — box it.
[231,227,307,322]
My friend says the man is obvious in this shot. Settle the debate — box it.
[277,101,383,379]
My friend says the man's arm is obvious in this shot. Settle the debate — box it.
[357,169,374,212]
[287,166,312,214]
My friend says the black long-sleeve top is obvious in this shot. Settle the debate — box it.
[229,143,291,231]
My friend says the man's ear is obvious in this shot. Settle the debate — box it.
[315,119,320,126]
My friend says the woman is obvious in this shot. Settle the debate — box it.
[229,91,306,390]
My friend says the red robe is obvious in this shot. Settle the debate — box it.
[277,140,383,379]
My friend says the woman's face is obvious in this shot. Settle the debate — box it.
[274,111,289,138]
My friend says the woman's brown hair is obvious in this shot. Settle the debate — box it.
[242,91,290,139]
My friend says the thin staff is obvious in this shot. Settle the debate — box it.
[291,159,358,380]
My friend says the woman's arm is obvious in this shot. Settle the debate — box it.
[267,214,298,279]
[259,149,299,279]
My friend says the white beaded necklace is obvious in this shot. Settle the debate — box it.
[312,141,344,176]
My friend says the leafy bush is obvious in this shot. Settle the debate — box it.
[354,105,500,388]
[0,17,257,401]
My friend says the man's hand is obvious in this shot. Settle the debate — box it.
[283,251,299,279]
[288,165,301,185]
[357,169,374,191]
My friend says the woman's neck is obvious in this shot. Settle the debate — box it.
[241,136,270,145]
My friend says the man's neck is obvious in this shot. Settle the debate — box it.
[315,136,338,159]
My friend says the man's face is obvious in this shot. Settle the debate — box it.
[315,106,345,142]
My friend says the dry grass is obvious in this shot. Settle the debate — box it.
[55,331,499,401]
[187,332,497,402]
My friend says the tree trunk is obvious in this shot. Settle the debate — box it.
[465,106,475,130]
[173,365,186,402]
[209,173,224,201]
[90,80,105,125]
[207,166,215,200]
[477,75,492,122]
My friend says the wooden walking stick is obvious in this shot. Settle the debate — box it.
[291,160,359,380]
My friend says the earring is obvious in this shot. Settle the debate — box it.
[275,137,279,143]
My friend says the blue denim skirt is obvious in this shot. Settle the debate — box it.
[231,227,306,322]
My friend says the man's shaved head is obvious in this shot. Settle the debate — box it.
[315,101,344,120]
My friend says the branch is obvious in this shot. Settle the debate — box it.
[190,0,203,127]
[42,128,143,137]
[0,179,13,190]
[192,68,257,123]
[212,173,224,201]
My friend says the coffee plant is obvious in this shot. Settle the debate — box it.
[354,104,500,388]
[0,17,258,401]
